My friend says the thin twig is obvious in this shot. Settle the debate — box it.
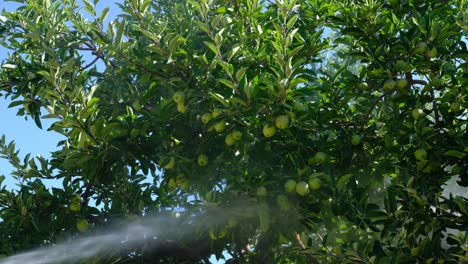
[81,182,93,208]
[429,88,440,125]
[361,93,386,127]
[80,56,100,71]
[295,232,320,264]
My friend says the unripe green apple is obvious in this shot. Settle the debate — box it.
[450,102,461,113]
[70,202,80,212]
[411,108,424,120]
[275,115,290,129]
[263,124,276,138]
[358,82,368,90]
[232,130,242,141]
[256,186,267,197]
[308,178,321,190]
[312,152,328,164]
[177,103,186,113]
[179,180,190,190]
[396,79,408,90]
[197,154,208,166]
[383,79,396,91]
[395,60,411,72]
[76,219,90,233]
[176,173,186,183]
[295,181,310,196]
[211,109,222,118]
[173,91,185,104]
[415,42,428,54]
[414,148,427,161]
[209,229,217,240]
[163,157,175,169]
[225,133,236,146]
[442,63,456,74]
[284,179,297,193]
[209,228,227,240]
[351,135,361,146]
[168,178,177,189]
[294,101,308,112]
[71,194,81,204]
[426,47,437,58]
[277,194,290,210]
[227,218,238,228]
[214,121,226,133]
[201,113,212,124]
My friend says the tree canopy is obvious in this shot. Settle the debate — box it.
[0,0,467,263]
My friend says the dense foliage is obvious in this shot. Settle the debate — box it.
[0,0,467,263]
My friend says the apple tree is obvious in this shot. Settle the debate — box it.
[0,0,467,263]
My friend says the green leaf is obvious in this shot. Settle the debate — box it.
[1,64,16,69]
[218,78,236,90]
[203,41,218,54]
[82,0,96,16]
[114,19,125,46]
[337,174,353,191]
[208,92,229,107]
[443,150,466,159]
[235,67,248,81]
[194,20,210,34]
[99,6,109,22]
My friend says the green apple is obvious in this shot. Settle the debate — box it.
[411,108,424,120]
[414,148,427,161]
[227,218,238,228]
[308,178,321,190]
[212,109,222,118]
[214,121,226,133]
[209,229,217,240]
[395,60,411,72]
[295,181,310,196]
[163,157,175,169]
[177,103,186,113]
[179,180,190,190]
[197,154,208,166]
[277,194,290,210]
[426,47,437,58]
[313,152,328,164]
[172,91,185,104]
[450,102,461,113]
[275,115,290,129]
[209,228,227,240]
[176,173,186,183]
[383,79,396,91]
[232,130,242,141]
[358,82,368,90]
[294,101,308,112]
[225,133,236,146]
[256,186,267,197]
[396,79,408,90]
[201,113,212,124]
[263,123,276,138]
[284,179,297,193]
[70,202,80,212]
[168,178,177,189]
[351,135,361,146]
[76,219,90,233]
[415,42,428,54]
